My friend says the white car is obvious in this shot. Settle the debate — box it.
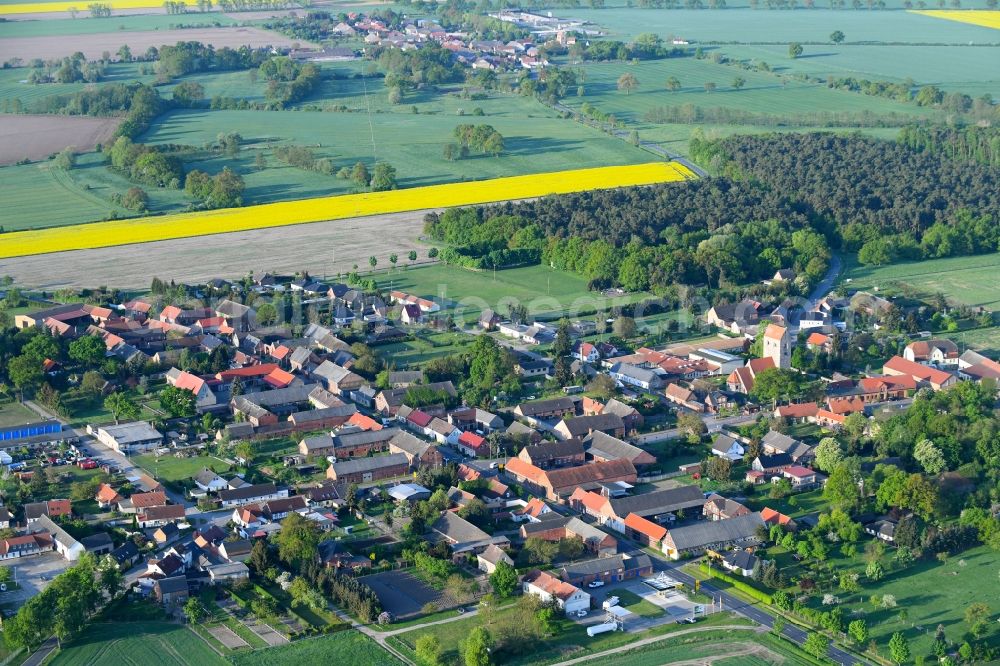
[575,609,588,618]
[587,581,605,589]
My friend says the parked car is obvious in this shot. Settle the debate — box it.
[575,609,588,618]
[677,617,698,624]
[587,581,605,589]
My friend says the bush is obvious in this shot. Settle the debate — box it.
[700,561,773,605]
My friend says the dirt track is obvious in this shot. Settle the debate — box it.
[0,209,435,290]
[0,114,119,165]
[0,26,312,62]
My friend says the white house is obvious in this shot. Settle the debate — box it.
[194,469,228,493]
[522,570,590,615]
[711,433,745,461]
[165,368,217,411]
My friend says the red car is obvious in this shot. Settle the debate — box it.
[77,459,97,470]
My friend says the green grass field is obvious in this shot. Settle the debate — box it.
[0,63,153,106]
[228,630,403,666]
[132,452,230,482]
[0,13,242,37]
[49,621,226,666]
[568,630,821,666]
[373,263,647,321]
[566,56,934,123]
[0,400,40,427]
[843,252,1000,308]
[569,6,1000,43]
[389,610,752,666]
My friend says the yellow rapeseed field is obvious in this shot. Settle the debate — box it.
[909,10,1000,30]
[0,0,163,12]
[0,162,694,259]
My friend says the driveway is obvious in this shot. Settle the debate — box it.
[0,552,70,610]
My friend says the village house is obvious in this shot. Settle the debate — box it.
[903,339,960,366]
[582,431,656,467]
[570,486,706,533]
[0,533,53,560]
[517,439,586,469]
[137,504,186,528]
[520,514,618,557]
[428,512,510,559]
[504,457,637,501]
[559,553,653,587]
[522,570,590,615]
[388,431,444,469]
[164,368,217,411]
[554,413,625,441]
[883,356,957,391]
[608,363,664,391]
[93,421,163,454]
[702,494,751,521]
[623,512,667,549]
[704,299,763,335]
[513,397,576,422]
[477,543,514,574]
[726,357,775,394]
[711,432,745,461]
[218,483,288,509]
[327,453,410,483]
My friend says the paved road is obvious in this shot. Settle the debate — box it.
[809,254,844,306]
[21,637,57,666]
[550,101,709,178]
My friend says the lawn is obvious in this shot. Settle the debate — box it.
[567,629,820,666]
[49,621,226,666]
[388,606,749,666]
[843,252,1000,309]
[132,452,231,483]
[564,55,934,126]
[376,330,476,367]
[613,589,664,618]
[373,263,649,322]
[0,160,119,232]
[228,629,404,666]
[744,487,828,518]
[0,400,40,428]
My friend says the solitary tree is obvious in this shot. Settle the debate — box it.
[703,81,717,92]
[389,253,398,271]
[732,76,746,90]
[830,30,846,43]
[104,392,140,424]
[888,632,910,664]
[408,250,418,262]
[489,560,518,598]
[789,42,804,58]
[666,76,681,92]
[369,256,378,270]
[617,72,639,95]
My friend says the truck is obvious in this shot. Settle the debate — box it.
[602,596,620,610]
[587,622,618,637]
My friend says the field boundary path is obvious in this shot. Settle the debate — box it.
[21,637,57,666]
[550,101,709,178]
[551,624,766,666]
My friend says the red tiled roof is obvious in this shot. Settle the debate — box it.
[524,570,580,601]
[827,396,864,415]
[407,410,433,428]
[569,487,608,513]
[761,507,793,525]
[624,512,667,541]
[263,367,295,389]
[458,431,486,450]
[775,402,818,419]
[95,483,121,503]
[806,332,830,346]
[346,413,382,431]
[764,324,787,340]
[217,364,278,380]
[46,499,71,516]
[130,491,167,509]
[883,356,954,387]
[172,370,205,395]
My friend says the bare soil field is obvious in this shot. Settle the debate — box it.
[0,26,313,62]
[0,113,119,164]
[0,208,432,289]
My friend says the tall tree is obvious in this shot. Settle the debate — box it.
[104,392,140,424]
[617,72,638,95]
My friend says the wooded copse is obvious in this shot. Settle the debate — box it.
[426,130,998,294]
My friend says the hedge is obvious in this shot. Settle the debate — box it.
[700,561,773,605]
